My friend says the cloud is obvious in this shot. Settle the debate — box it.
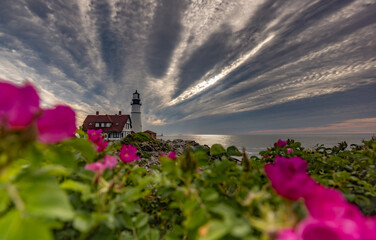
[168,33,275,105]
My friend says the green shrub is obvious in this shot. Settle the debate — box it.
[1,130,375,239]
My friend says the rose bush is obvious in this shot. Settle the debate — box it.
[0,80,375,240]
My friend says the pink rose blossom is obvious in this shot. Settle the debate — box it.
[87,129,108,152]
[168,151,177,160]
[275,139,287,147]
[85,161,106,173]
[304,185,363,222]
[277,229,299,240]
[287,148,293,154]
[161,151,177,160]
[36,105,76,143]
[120,144,139,163]
[0,80,40,129]
[264,156,316,200]
[297,217,362,240]
[85,155,118,173]
[102,155,118,169]
[363,216,376,240]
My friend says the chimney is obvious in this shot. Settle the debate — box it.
[96,111,99,115]
[119,111,122,115]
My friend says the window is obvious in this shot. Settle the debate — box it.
[95,123,99,127]
[116,123,119,125]
[89,123,92,125]
[112,132,120,138]
[106,123,111,127]
[101,123,105,127]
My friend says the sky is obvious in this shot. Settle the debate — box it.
[0,0,376,135]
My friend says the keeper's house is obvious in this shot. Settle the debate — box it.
[82,111,132,141]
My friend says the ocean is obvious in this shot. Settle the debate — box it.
[159,134,374,156]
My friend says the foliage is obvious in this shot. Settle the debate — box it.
[121,132,171,159]
[260,138,376,216]
[1,81,375,240]
[121,132,157,145]
[2,129,375,239]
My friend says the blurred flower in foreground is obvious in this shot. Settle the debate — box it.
[87,129,108,152]
[37,106,76,144]
[275,139,287,147]
[264,156,316,200]
[85,155,118,173]
[161,151,177,161]
[0,79,76,143]
[102,155,118,169]
[276,229,298,240]
[85,161,106,173]
[267,156,376,240]
[120,144,139,163]
[0,80,39,129]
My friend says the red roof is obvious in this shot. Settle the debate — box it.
[82,114,131,132]
[144,130,156,134]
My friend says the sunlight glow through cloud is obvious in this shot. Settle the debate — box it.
[168,34,275,106]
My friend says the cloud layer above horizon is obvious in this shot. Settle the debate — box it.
[1,0,376,134]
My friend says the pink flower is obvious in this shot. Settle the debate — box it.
[296,217,362,240]
[277,229,299,240]
[85,155,118,173]
[304,185,363,222]
[264,156,316,200]
[275,139,287,147]
[87,129,108,152]
[161,151,177,160]
[85,161,106,173]
[36,105,76,143]
[102,155,118,169]
[287,148,293,154]
[363,216,376,240]
[0,80,40,129]
[120,144,139,163]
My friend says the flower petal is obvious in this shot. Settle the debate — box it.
[37,105,76,144]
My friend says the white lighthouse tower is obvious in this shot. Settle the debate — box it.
[131,90,142,133]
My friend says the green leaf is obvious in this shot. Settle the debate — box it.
[60,180,91,200]
[0,210,53,240]
[119,231,134,240]
[227,146,242,156]
[44,146,77,169]
[134,213,149,228]
[17,174,74,221]
[201,188,219,202]
[61,138,96,163]
[73,212,94,232]
[149,229,160,240]
[210,144,226,157]
[198,220,230,240]
[0,187,10,213]
[35,165,71,177]
[230,218,251,237]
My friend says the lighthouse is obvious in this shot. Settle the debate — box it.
[131,90,142,133]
